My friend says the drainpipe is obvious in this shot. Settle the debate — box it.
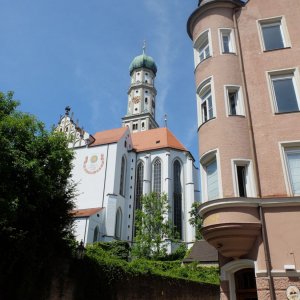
[233,7,276,299]
[259,205,276,300]
[233,7,262,198]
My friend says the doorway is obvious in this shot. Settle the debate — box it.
[235,268,258,300]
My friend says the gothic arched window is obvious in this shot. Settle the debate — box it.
[153,158,162,194]
[115,208,122,239]
[135,161,144,209]
[173,160,182,239]
[119,156,126,196]
[93,226,99,243]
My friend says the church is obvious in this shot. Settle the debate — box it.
[56,49,200,248]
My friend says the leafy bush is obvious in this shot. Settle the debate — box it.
[86,243,219,285]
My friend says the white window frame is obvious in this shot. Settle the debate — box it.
[200,149,222,202]
[258,16,290,51]
[196,77,216,126]
[193,29,212,67]
[267,68,300,114]
[224,85,245,116]
[219,28,236,54]
[280,142,300,196]
[231,159,256,198]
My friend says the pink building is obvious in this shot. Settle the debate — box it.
[187,0,300,299]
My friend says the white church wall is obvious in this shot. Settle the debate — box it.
[73,218,89,244]
[86,212,104,244]
[135,148,196,244]
[72,144,112,209]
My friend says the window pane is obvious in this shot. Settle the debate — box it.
[173,160,182,239]
[262,23,284,50]
[222,35,230,53]
[153,160,162,194]
[287,151,300,195]
[273,77,299,113]
[135,162,144,209]
[206,159,219,200]
[229,91,237,115]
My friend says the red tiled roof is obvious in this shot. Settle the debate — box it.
[90,127,128,147]
[131,127,187,152]
[71,207,104,218]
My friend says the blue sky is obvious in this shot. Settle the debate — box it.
[0,0,199,162]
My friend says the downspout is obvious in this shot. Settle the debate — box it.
[233,7,262,198]
[233,7,276,299]
[259,205,276,300]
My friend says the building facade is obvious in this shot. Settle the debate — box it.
[187,0,300,299]
[57,51,200,249]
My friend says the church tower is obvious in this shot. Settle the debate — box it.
[122,45,159,132]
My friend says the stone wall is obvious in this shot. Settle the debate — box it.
[48,261,219,300]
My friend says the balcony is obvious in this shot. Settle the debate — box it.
[199,198,262,259]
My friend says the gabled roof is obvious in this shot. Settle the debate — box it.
[131,127,187,152]
[71,207,104,218]
[90,127,128,147]
[183,240,218,263]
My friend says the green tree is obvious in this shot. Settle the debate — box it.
[189,202,203,240]
[0,91,76,299]
[132,192,176,259]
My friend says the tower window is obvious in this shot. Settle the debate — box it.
[219,28,235,54]
[136,90,138,93]
[145,90,148,94]
[225,86,244,116]
[233,160,256,197]
[259,17,288,51]
[145,97,148,103]
[133,123,138,130]
[236,166,247,197]
[145,80,148,83]
[269,71,300,113]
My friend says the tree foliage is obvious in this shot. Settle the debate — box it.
[132,193,176,259]
[189,202,203,240]
[0,91,76,299]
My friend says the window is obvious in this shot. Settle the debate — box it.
[135,162,144,209]
[132,123,138,130]
[115,208,122,239]
[173,160,182,239]
[153,159,162,194]
[201,151,220,201]
[285,148,300,196]
[197,78,215,125]
[93,226,99,243]
[225,86,244,116]
[193,30,211,66]
[220,29,235,53]
[232,160,256,197]
[269,71,300,113]
[259,17,288,51]
[119,156,126,196]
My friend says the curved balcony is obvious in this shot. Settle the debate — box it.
[199,198,262,259]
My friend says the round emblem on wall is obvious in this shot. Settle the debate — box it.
[286,286,300,300]
[83,153,105,174]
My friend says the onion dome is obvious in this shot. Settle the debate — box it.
[129,53,157,76]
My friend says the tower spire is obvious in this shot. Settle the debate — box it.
[142,40,146,54]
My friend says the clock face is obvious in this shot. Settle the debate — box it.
[132,96,140,104]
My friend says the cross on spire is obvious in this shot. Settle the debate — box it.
[142,40,146,54]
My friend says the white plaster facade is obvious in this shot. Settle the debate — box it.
[57,51,200,250]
